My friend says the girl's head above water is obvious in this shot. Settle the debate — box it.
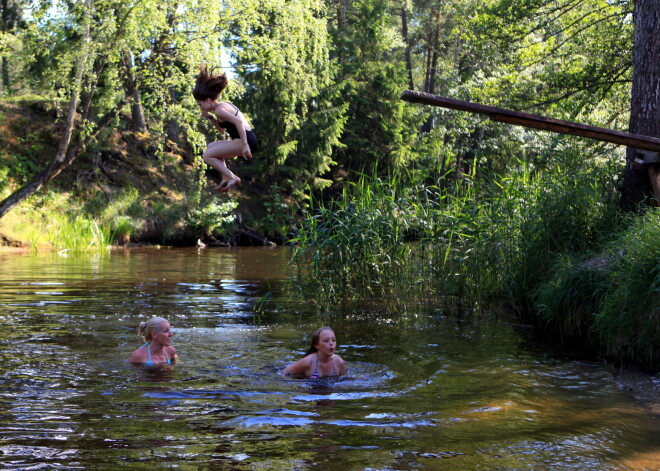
[282,326,346,378]
[130,317,177,366]
[137,317,170,343]
[306,326,335,356]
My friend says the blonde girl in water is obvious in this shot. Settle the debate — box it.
[192,64,259,193]
[282,327,347,379]
[129,317,177,366]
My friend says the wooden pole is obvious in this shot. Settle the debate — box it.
[401,90,660,153]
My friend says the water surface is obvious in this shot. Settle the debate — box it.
[0,247,658,469]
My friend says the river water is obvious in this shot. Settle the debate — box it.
[0,247,657,470]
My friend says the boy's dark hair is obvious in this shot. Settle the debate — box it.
[192,64,228,101]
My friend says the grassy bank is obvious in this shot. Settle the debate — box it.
[290,158,659,371]
[536,211,660,370]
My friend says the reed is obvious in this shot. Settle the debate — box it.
[290,173,443,308]
[594,210,659,369]
[533,254,609,341]
[46,214,114,253]
[290,151,622,313]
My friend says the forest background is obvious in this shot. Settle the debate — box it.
[0,0,658,371]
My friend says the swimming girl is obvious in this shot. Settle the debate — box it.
[192,64,259,193]
[282,327,347,379]
[129,317,177,366]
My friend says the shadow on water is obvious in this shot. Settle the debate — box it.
[0,247,658,470]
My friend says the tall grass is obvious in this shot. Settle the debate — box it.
[290,173,439,307]
[534,210,659,370]
[534,254,609,341]
[594,210,659,369]
[45,214,114,253]
[290,151,622,313]
[0,192,114,253]
[289,150,660,369]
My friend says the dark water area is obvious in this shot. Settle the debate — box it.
[0,247,658,470]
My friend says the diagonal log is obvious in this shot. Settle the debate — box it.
[401,90,660,153]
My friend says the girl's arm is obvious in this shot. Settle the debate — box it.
[282,355,311,377]
[214,106,252,159]
[203,112,226,135]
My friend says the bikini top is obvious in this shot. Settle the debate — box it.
[310,354,337,379]
[142,342,171,366]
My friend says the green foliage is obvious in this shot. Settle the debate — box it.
[534,254,609,340]
[595,211,660,369]
[0,166,10,194]
[9,137,43,183]
[259,183,298,237]
[465,0,632,120]
[187,199,238,236]
[227,0,344,200]
[330,0,422,173]
[291,148,623,310]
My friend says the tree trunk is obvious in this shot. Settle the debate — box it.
[1,0,10,91]
[620,0,660,210]
[422,9,442,133]
[120,51,146,132]
[401,6,414,90]
[1,56,7,92]
[337,0,347,29]
[0,0,93,219]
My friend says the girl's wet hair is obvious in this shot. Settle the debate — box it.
[192,63,228,101]
[137,317,168,343]
[306,326,335,356]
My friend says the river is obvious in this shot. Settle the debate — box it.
[0,247,657,469]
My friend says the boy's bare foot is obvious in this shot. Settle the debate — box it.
[214,181,229,191]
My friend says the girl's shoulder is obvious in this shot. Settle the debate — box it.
[215,101,237,112]
[299,352,315,365]
[129,345,148,363]
[283,353,313,375]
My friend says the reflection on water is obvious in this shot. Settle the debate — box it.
[0,247,658,470]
